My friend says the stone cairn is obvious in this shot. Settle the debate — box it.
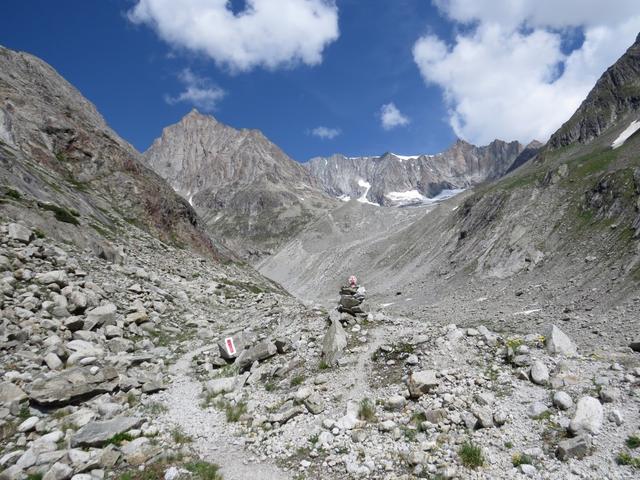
[337,275,367,325]
[321,276,368,366]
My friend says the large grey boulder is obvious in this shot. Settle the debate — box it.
[85,304,117,328]
[28,366,119,406]
[530,361,549,385]
[236,340,278,371]
[407,370,438,399]
[7,223,32,243]
[36,270,68,287]
[545,325,577,356]
[217,332,256,360]
[0,382,27,405]
[556,435,591,460]
[71,417,142,447]
[321,319,347,366]
[569,397,603,434]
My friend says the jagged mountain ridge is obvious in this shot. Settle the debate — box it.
[549,32,640,150]
[142,111,339,261]
[0,45,237,263]
[306,139,527,206]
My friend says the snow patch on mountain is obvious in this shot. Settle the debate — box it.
[612,119,640,149]
[357,179,379,206]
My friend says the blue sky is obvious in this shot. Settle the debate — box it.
[1,1,639,162]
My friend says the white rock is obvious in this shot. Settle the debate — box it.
[570,397,603,434]
[17,416,39,432]
[545,325,577,356]
[553,391,573,410]
[530,361,549,385]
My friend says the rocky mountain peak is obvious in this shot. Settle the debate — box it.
[548,31,640,149]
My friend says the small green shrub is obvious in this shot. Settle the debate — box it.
[37,202,80,225]
[290,375,305,387]
[357,398,376,422]
[626,435,640,449]
[318,360,330,370]
[264,381,276,392]
[185,461,222,480]
[171,426,192,444]
[18,404,30,419]
[616,452,640,468]
[512,452,533,467]
[106,432,133,446]
[5,188,22,200]
[459,441,484,469]
[217,400,247,422]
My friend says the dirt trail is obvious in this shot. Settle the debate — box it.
[155,344,291,480]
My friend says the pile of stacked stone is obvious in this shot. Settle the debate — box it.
[337,277,367,324]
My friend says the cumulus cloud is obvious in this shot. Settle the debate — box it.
[128,0,340,72]
[413,0,640,144]
[310,126,341,139]
[164,69,226,111]
[380,103,410,130]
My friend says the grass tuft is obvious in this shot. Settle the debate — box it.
[357,398,376,422]
[459,441,484,469]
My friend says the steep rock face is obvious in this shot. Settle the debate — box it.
[0,45,229,261]
[143,111,338,260]
[306,139,524,205]
[549,33,640,149]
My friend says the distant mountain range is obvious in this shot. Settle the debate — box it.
[306,139,541,206]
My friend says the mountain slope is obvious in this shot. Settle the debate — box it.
[261,34,640,341]
[0,45,233,263]
[142,111,339,261]
[306,139,524,205]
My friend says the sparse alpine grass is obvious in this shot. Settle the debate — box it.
[459,441,484,469]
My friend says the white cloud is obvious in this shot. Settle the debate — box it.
[380,103,410,130]
[128,0,339,72]
[164,68,226,111]
[414,0,640,144]
[310,126,341,139]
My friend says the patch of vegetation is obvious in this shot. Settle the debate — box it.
[401,426,418,442]
[505,338,524,351]
[627,436,640,449]
[264,381,276,392]
[171,426,193,444]
[504,441,514,449]
[127,392,138,407]
[512,452,534,467]
[37,201,80,225]
[215,400,247,423]
[532,410,553,421]
[55,151,67,162]
[5,188,22,200]
[106,432,134,446]
[396,342,415,354]
[308,433,319,445]
[318,360,330,370]
[18,404,30,419]
[459,441,484,469]
[185,461,223,480]
[33,228,46,239]
[290,375,305,387]
[26,474,43,480]
[144,402,168,415]
[357,398,376,423]
[616,452,640,468]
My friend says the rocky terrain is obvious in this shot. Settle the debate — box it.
[1,30,640,480]
[142,111,339,261]
[306,140,530,206]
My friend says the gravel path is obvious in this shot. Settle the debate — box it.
[155,344,291,480]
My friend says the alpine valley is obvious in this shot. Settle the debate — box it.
[1,23,640,480]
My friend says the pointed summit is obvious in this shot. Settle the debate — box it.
[549,32,640,149]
